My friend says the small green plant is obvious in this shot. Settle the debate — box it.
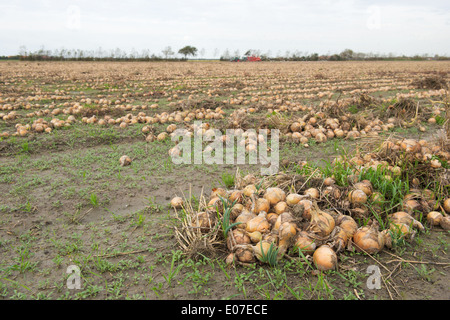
[216,196,241,239]
[89,193,99,207]
[221,172,235,189]
[348,104,359,114]
[21,142,30,153]
[258,241,279,267]
[434,115,446,125]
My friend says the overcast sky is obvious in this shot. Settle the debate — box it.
[1,0,449,57]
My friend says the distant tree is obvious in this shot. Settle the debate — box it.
[162,46,175,59]
[178,46,198,59]
[339,49,354,60]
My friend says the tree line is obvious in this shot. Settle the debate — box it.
[4,45,449,62]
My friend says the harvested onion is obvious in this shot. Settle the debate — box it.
[308,203,335,237]
[286,193,303,206]
[313,245,337,271]
[336,215,358,238]
[294,231,316,255]
[245,211,271,233]
[348,189,368,205]
[170,196,184,209]
[427,211,443,226]
[389,211,424,231]
[353,222,385,254]
[277,222,297,256]
[119,155,132,166]
[264,187,286,205]
[227,228,251,251]
[253,198,270,214]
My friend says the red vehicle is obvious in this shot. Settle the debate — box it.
[230,55,261,62]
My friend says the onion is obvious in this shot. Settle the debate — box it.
[273,201,288,215]
[353,222,385,254]
[228,190,243,203]
[298,199,313,220]
[323,177,335,186]
[440,216,450,230]
[308,203,335,237]
[252,240,277,262]
[389,222,415,238]
[304,188,320,199]
[266,212,279,226]
[278,222,297,256]
[389,211,424,231]
[234,210,256,229]
[225,253,235,265]
[243,184,257,197]
[170,196,184,209]
[294,231,316,255]
[229,203,243,220]
[210,188,227,199]
[333,226,348,252]
[264,187,286,205]
[235,246,255,263]
[443,198,450,213]
[191,211,216,233]
[207,197,222,213]
[313,245,337,271]
[402,199,421,214]
[348,189,367,205]
[227,228,251,251]
[273,212,295,233]
[354,181,373,197]
[253,198,270,214]
[286,193,303,206]
[336,215,358,238]
[245,211,270,233]
[119,155,132,166]
[247,231,263,243]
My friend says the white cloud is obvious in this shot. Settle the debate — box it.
[0,0,449,56]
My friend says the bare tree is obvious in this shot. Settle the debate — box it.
[162,46,175,59]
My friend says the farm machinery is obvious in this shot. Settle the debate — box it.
[230,55,261,62]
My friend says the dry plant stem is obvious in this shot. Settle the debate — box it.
[93,249,148,259]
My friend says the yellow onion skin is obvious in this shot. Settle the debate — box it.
[273,201,288,215]
[253,198,270,214]
[389,211,424,231]
[313,245,338,271]
[308,203,335,238]
[298,199,313,220]
[235,246,255,263]
[170,196,184,209]
[336,215,358,239]
[278,222,297,256]
[294,231,316,256]
[252,241,276,262]
[263,187,286,205]
[353,223,385,254]
[348,189,368,205]
[245,212,271,233]
[440,216,450,230]
[286,193,303,206]
[443,198,450,214]
[427,211,444,226]
[210,187,227,199]
[273,212,295,233]
[235,210,256,229]
[227,228,251,251]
